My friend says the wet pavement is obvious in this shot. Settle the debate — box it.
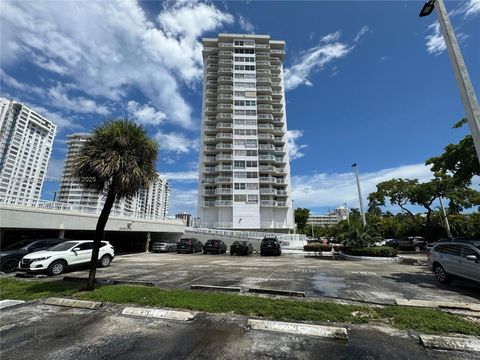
[1,302,476,360]
[56,252,480,305]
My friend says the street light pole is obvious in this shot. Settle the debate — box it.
[352,163,367,227]
[420,0,480,164]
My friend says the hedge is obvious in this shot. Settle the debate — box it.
[303,243,341,252]
[342,246,398,257]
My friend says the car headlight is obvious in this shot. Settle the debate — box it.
[31,256,51,262]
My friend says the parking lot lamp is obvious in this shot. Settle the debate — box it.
[419,0,480,164]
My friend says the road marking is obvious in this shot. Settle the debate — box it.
[420,334,480,352]
[240,267,259,270]
[122,306,195,321]
[247,319,348,340]
[351,271,377,275]
[44,297,102,309]
[193,265,210,268]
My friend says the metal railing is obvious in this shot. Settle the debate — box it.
[0,195,184,224]
[186,226,307,243]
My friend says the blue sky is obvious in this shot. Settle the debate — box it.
[1,0,479,216]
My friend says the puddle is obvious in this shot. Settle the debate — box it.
[310,272,348,297]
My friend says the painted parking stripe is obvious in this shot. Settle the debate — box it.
[247,319,348,340]
[122,306,195,321]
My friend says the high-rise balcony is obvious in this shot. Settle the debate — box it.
[219,51,233,58]
[203,167,217,173]
[216,143,233,150]
[206,80,217,88]
[215,200,233,206]
[218,42,233,48]
[217,104,233,111]
[256,52,270,59]
[260,188,277,195]
[272,91,282,98]
[259,154,276,161]
[216,122,233,130]
[203,189,216,195]
[259,144,275,151]
[258,124,274,131]
[218,85,233,93]
[206,72,218,79]
[257,114,273,121]
[257,77,271,85]
[215,177,233,184]
[256,61,271,68]
[203,47,218,53]
[205,126,217,133]
[272,81,282,90]
[205,89,217,96]
[216,188,232,195]
[217,94,233,102]
[257,104,273,112]
[204,145,216,152]
[271,65,281,74]
[205,98,217,105]
[216,113,233,120]
[259,177,276,184]
[204,136,216,142]
[203,201,216,207]
[203,178,216,184]
[270,49,285,58]
[203,156,216,162]
[218,76,233,84]
[258,134,274,141]
[272,118,284,125]
[276,201,288,207]
[215,154,233,161]
[276,178,286,184]
[257,95,272,103]
[257,69,271,76]
[275,156,286,164]
[276,190,288,196]
[219,59,233,65]
[256,44,270,49]
[274,136,285,144]
[215,164,233,172]
[273,126,284,134]
[257,86,272,94]
[218,68,233,75]
[272,108,284,116]
[205,107,217,114]
[259,165,275,172]
[216,133,233,140]
[260,200,277,207]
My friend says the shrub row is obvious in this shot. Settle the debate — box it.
[303,243,341,252]
[342,246,398,257]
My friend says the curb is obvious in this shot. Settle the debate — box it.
[0,299,25,310]
[247,319,348,340]
[190,284,241,292]
[396,299,480,312]
[338,253,402,263]
[248,287,305,297]
[122,306,195,321]
[44,297,102,309]
[63,276,156,287]
[420,334,480,352]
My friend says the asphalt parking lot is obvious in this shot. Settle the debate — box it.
[0,301,474,360]
[61,252,480,305]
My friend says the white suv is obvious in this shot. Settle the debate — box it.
[18,240,115,276]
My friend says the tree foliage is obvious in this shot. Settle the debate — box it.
[294,208,310,233]
[73,119,158,290]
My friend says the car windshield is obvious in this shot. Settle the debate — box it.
[3,240,35,250]
[48,241,79,251]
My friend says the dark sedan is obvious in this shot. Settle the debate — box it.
[399,236,426,251]
[203,239,227,254]
[0,238,66,272]
[230,241,253,256]
[260,237,281,256]
[177,238,203,253]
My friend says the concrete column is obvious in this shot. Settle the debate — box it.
[145,232,151,252]
[58,229,65,239]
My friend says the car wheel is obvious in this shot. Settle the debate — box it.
[1,258,19,273]
[230,252,234,256]
[48,261,66,276]
[99,255,112,268]
[434,264,451,284]
[260,251,264,256]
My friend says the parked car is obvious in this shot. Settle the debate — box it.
[1,238,66,273]
[230,241,253,256]
[203,239,227,254]
[398,236,426,251]
[176,238,203,253]
[260,237,281,256]
[427,237,480,250]
[18,240,114,276]
[428,241,480,284]
[385,239,399,249]
[374,239,386,247]
[151,242,177,253]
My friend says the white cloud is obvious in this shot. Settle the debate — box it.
[0,69,43,96]
[284,26,369,91]
[238,15,255,33]
[425,22,446,55]
[127,100,167,126]
[292,163,434,210]
[450,0,480,18]
[162,171,198,182]
[0,0,234,129]
[48,83,110,115]
[168,188,197,216]
[353,25,370,43]
[287,130,307,160]
[155,131,198,154]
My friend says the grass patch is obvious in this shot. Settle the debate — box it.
[2,278,478,336]
[0,277,80,301]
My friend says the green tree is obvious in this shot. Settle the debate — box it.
[294,208,310,233]
[73,119,158,290]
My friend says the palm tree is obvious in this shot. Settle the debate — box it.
[73,119,158,290]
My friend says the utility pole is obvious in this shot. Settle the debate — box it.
[420,0,480,164]
[439,197,452,239]
[352,163,367,227]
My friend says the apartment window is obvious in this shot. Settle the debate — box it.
[234,172,246,178]
[234,195,247,202]
[247,195,258,203]
[234,150,246,156]
[234,48,254,54]
[246,183,258,190]
[245,139,257,148]
[246,172,258,178]
[234,91,245,96]
[234,161,246,169]
[246,161,258,168]
[234,183,246,190]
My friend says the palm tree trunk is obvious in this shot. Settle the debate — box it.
[86,186,116,291]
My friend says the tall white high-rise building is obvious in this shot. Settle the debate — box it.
[0,97,56,200]
[58,133,170,219]
[198,34,294,231]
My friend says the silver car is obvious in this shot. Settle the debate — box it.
[151,242,177,253]
[428,241,480,284]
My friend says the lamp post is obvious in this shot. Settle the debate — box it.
[419,0,480,165]
[352,163,367,227]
